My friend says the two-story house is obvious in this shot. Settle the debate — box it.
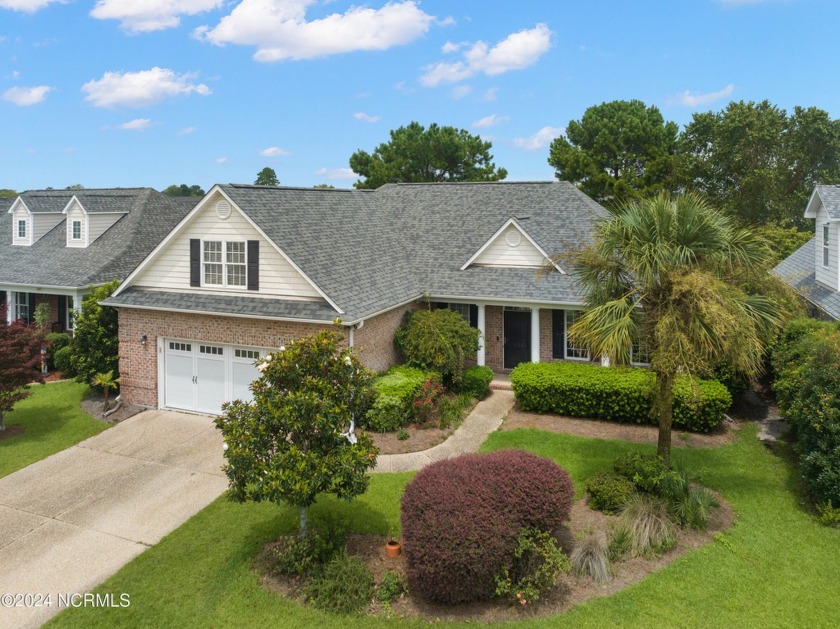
[775,185,840,320]
[0,188,196,330]
[103,181,614,415]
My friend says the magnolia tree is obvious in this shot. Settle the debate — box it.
[0,304,44,431]
[215,329,377,537]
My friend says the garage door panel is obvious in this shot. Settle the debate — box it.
[231,361,259,403]
[196,348,226,415]
[164,351,194,410]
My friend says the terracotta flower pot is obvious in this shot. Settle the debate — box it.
[386,540,401,558]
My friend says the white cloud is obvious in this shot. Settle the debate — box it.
[441,41,461,53]
[450,85,471,99]
[436,15,455,26]
[197,0,434,62]
[670,83,734,108]
[482,87,498,101]
[513,126,564,151]
[260,146,291,156]
[119,118,152,130]
[177,126,197,135]
[214,157,230,164]
[0,0,64,13]
[420,23,552,87]
[91,0,221,33]
[82,67,211,108]
[3,85,52,105]
[472,114,508,128]
[353,112,380,123]
[315,167,356,180]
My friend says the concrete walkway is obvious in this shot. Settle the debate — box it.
[0,410,227,629]
[373,389,515,473]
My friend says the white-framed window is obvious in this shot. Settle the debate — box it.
[66,295,75,330]
[71,220,82,240]
[823,224,830,268]
[17,219,26,239]
[203,240,246,288]
[14,292,29,322]
[565,310,589,360]
[630,337,651,366]
[448,303,470,323]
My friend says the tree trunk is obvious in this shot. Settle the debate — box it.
[298,506,308,539]
[655,370,675,466]
[0,411,5,431]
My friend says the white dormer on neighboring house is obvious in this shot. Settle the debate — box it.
[62,196,125,248]
[460,217,564,272]
[8,197,64,246]
[804,185,840,291]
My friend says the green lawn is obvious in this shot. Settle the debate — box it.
[47,425,839,628]
[0,380,108,478]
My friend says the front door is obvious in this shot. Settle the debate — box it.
[504,310,531,369]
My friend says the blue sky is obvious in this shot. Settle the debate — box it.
[1,0,838,191]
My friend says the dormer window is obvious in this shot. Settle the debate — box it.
[823,224,830,268]
[72,220,82,241]
[17,219,26,239]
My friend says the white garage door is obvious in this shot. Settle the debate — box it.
[162,340,268,415]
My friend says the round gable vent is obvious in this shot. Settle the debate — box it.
[505,229,522,247]
[215,200,232,220]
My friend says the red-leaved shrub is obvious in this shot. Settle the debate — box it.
[400,450,574,604]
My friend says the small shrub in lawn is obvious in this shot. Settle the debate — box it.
[53,344,76,375]
[401,450,575,604]
[396,429,409,441]
[607,524,631,562]
[681,486,720,530]
[816,501,840,528]
[620,494,677,557]
[363,366,428,432]
[45,332,71,369]
[303,552,374,615]
[586,472,636,515]
[510,362,731,433]
[376,571,406,604]
[462,365,493,399]
[273,528,347,576]
[570,530,611,583]
[658,463,719,530]
[437,393,472,429]
[613,452,668,494]
[494,528,570,606]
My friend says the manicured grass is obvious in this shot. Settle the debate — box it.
[0,381,107,478]
[48,426,839,628]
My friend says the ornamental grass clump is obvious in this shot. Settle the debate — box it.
[401,450,574,604]
[620,494,677,557]
[570,530,611,583]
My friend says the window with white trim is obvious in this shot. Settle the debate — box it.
[565,310,589,360]
[823,224,830,268]
[203,240,246,288]
[17,219,26,239]
[71,220,82,240]
[448,303,470,323]
[14,292,29,322]
[630,336,651,366]
[66,296,75,330]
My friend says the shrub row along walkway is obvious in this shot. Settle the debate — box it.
[372,389,515,473]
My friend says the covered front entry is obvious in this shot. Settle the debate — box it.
[162,339,267,415]
[503,309,532,369]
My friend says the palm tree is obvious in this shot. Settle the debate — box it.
[92,370,120,413]
[566,193,781,464]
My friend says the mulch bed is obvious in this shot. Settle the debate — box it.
[0,425,25,442]
[257,495,734,622]
[81,393,144,424]
[369,398,478,455]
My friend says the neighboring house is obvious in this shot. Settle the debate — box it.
[0,188,196,331]
[775,185,840,320]
[104,181,611,415]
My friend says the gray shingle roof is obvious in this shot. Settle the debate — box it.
[815,185,840,219]
[0,189,197,288]
[13,188,151,214]
[774,238,840,320]
[104,288,340,322]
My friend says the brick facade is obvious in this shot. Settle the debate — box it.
[484,305,504,371]
[118,302,419,408]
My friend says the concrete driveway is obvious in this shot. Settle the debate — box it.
[0,410,227,629]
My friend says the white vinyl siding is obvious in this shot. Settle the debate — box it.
[65,204,87,248]
[133,195,321,298]
[472,224,547,268]
[32,214,63,242]
[87,213,123,243]
[12,206,30,246]
[815,206,838,290]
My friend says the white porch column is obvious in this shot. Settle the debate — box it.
[476,304,486,366]
[530,307,540,363]
[5,291,11,323]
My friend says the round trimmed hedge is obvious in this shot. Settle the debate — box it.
[400,450,574,604]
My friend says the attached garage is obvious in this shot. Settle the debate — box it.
[159,339,268,415]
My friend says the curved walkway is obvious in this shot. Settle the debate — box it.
[372,389,515,473]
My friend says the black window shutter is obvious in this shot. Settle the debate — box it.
[552,309,565,359]
[58,296,67,328]
[189,239,201,287]
[469,304,478,328]
[27,293,36,323]
[247,240,259,291]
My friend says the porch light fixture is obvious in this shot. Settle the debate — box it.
[141,334,148,346]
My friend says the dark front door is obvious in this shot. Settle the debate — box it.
[504,310,531,369]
